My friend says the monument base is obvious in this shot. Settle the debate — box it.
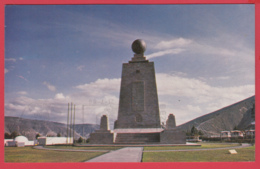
[160,129,186,144]
[89,130,113,144]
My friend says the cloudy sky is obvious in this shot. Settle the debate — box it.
[4,5,255,128]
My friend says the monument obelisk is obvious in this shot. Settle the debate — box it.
[114,39,161,129]
[89,39,186,144]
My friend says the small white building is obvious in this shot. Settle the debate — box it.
[245,130,255,137]
[4,139,16,147]
[4,136,37,147]
[15,136,37,146]
[231,130,244,138]
[221,131,231,138]
[38,137,73,146]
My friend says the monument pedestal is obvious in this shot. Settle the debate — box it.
[113,128,163,144]
[89,115,114,144]
[89,130,113,144]
[160,129,186,144]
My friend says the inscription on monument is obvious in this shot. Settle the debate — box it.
[132,81,144,111]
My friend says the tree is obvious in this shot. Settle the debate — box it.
[35,133,41,139]
[233,126,239,130]
[10,131,19,139]
[198,130,204,136]
[5,133,11,139]
[186,130,191,136]
[57,133,61,137]
[78,137,83,143]
[191,126,199,136]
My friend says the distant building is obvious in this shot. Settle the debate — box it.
[221,131,231,138]
[38,137,73,146]
[230,130,244,138]
[4,136,37,147]
[245,130,255,138]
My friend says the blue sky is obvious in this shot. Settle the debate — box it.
[4,5,255,128]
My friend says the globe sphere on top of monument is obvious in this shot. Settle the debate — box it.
[131,39,146,54]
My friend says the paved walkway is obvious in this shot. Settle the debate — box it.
[86,147,143,162]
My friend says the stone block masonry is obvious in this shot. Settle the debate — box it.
[115,60,161,129]
[160,129,186,144]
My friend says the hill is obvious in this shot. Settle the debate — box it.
[177,96,255,136]
[5,96,255,139]
[4,116,99,140]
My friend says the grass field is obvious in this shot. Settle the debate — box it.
[4,147,104,162]
[144,142,241,150]
[5,143,255,162]
[142,145,255,162]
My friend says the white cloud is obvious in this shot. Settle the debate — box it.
[17,91,28,95]
[17,75,29,82]
[5,58,16,62]
[157,73,254,101]
[5,77,122,125]
[77,65,85,71]
[5,73,255,127]
[187,105,202,114]
[155,38,193,50]
[147,48,185,59]
[5,68,9,74]
[156,73,254,124]
[210,76,230,80]
[75,78,120,97]
[19,57,24,60]
[43,81,56,91]
[55,93,66,99]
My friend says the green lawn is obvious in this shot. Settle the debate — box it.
[5,147,104,163]
[144,142,241,151]
[5,143,255,162]
[142,145,255,162]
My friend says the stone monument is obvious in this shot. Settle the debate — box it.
[114,39,161,129]
[166,114,176,129]
[89,39,186,144]
[89,115,113,144]
[160,113,186,144]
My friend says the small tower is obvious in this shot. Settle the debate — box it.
[89,115,113,144]
[100,115,109,130]
[166,114,176,129]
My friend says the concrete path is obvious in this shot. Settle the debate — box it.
[86,147,143,162]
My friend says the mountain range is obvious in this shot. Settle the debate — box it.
[5,96,255,140]
[4,116,99,140]
[177,96,255,136]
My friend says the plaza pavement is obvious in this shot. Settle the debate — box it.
[86,147,143,162]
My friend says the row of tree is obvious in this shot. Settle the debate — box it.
[4,131,62,139]
[4,131,19,139]
[186,126,204,136]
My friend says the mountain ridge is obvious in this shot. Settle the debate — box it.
[4,116,99,140]
[5,96,255,139]
[177,96,255,136]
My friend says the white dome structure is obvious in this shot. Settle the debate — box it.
[14,136,29,144]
